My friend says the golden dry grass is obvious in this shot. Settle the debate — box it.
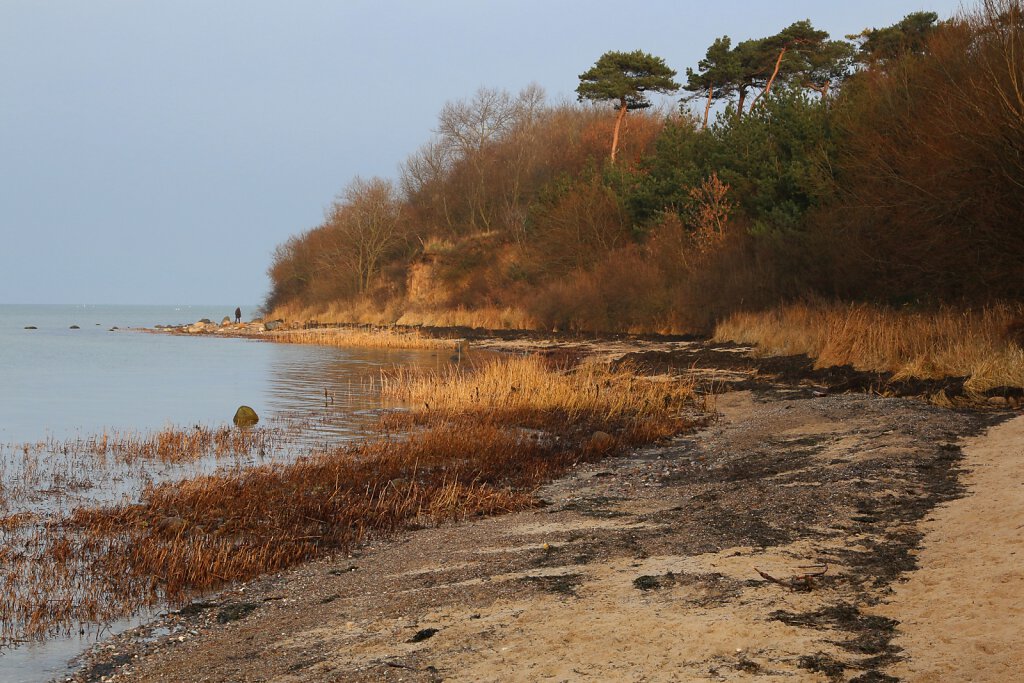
[268,326,453,351]
[268,299,534,332]
[714,301,1024,391]
[89,425,279,463]
[268,299,403,326]
[394,305,534,330]
[381,355,699,443]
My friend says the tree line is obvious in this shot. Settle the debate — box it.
[267,0,1024,333]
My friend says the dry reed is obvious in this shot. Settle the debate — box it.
[714,301,1024,391]
[268,326,452,350]
[381,354,698,443]
[268,300,534,332]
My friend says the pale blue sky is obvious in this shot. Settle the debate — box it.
[0,0,964,305]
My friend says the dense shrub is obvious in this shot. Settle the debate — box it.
[818,0,1024,301]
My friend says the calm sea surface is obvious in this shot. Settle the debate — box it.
[0,304,447,682]
[0,304,445,446]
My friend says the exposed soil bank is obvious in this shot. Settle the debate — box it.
[67,376,1015,682]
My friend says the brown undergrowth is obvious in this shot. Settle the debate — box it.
[0,356,702,646]
[714,302,1024,392]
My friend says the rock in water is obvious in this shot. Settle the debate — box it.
[221,316,232,326]
[233,405,259,427]
[69,325,80,329]
[24,326,37,330]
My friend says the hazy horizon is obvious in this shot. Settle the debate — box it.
[1,0,965,306]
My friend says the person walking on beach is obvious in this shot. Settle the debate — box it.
[234,307,242,324]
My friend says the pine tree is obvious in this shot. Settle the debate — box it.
[576,50,680,163]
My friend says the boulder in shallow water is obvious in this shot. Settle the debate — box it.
[24,326,37,330]
[233,405,259,427]
[70,325,80,329]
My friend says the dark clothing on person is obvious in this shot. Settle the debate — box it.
[234,307,241,323]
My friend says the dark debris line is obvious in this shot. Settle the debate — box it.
[614,342,1024,403]
[540,384,1006,681]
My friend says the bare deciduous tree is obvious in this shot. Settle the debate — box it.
[326,177,407,294]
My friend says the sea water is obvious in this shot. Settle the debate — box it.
[0,304,445,445]
[0,304,447,682]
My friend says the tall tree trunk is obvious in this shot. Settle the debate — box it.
[764,47,787,95]
[749,47,788,113]
[736,87,747,120]
[610,97,628,164]
[702,84,714,129]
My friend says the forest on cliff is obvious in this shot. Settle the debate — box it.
[265,0,1024,334]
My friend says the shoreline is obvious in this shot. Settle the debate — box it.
[67,386,1019,682]
[8,331,703,680]
[55,330,1022,682]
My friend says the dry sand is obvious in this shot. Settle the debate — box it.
[875,413,1024,681]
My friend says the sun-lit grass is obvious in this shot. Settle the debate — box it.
[713,301,1024,391]
[394,305,534,330]
[381,354,699,442]
[268,326,453,350]
[268,299,535,332]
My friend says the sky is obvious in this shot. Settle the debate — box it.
[0,0,966,305]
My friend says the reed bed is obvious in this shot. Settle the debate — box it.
[268,326,453,351]
[381,354,698,443]
[0,356,703,646]
[268,300,534,331]
[394,305,534,331]
[713,301,1024,391]
[0,424,301,644]
[77,425,281,464]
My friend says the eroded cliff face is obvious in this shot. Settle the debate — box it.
[405,255,451,310]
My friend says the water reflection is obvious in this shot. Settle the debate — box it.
[261,343,447,445]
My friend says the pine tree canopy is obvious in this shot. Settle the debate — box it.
[576,50,680,110]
